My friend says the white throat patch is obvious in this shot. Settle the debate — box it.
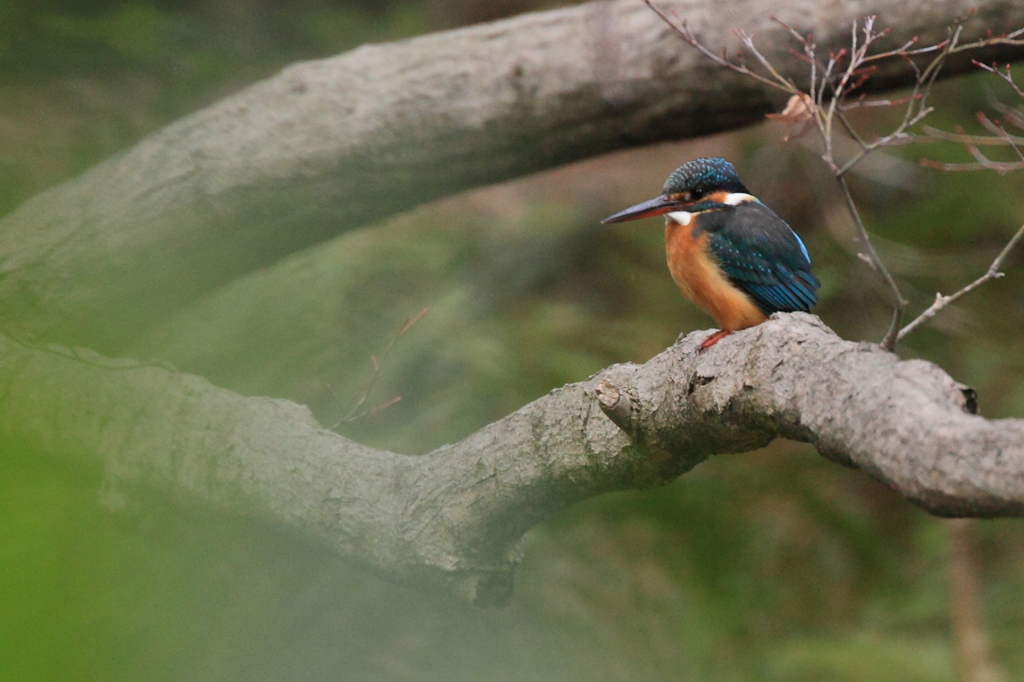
[667,211,693,226]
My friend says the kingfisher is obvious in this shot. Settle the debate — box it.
[602,157,819,350]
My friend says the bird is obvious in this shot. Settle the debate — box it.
[602,157,819,351]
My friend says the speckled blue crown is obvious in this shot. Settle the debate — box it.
[663,157,749,195]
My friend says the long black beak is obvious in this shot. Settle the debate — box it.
[601,195,687,224]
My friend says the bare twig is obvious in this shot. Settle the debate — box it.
[975,59,1024,99]
[920,63,1024,171]
[920,125,1024,146]
[921,158,1024,172]
[642,0,797,93]
[922,114,1024,174]
[332,307,428,426]
[897,222,1024,342]
[835,174,908,346]
[989,98,1024,131]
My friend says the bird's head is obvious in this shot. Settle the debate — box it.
[602,157,752,225]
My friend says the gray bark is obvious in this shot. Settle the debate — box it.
[7,315,1022,606]
[2,0,1024,351]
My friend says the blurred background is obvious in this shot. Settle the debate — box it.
[2,1,1023,680]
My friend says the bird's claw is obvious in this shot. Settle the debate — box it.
[697,329,732,352]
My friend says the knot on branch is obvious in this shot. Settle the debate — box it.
[958,384,979,415]
[595,378,635,432]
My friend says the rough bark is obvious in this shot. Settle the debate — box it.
[6,315,1022,606]
[2,0,1024,351]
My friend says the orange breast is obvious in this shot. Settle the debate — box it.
[664,219,767,331]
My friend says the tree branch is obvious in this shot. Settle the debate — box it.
[7,315,1022,606]
[898,221,1024,342]
[3,0,1024,352]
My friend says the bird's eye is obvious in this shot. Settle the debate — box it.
[691,189,704,200]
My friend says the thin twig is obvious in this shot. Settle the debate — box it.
[642,0,798,93]
[974,59,1024,99]
[921,158,1024,172]
[989,98,1024,131]
[982,113,1024,163]
[835,175,908,348]
[921,118,1024,174]
[332,307,428,427]
[918,62,1024,167]
[920,125,1024,146]
[898,222,1024,342]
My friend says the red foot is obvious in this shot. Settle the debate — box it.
[698,329,732,352]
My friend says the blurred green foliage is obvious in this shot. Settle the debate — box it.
[2,1,1024,681]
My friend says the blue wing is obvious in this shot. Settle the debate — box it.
[698,202,820,315]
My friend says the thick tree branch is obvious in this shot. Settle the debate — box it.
[6,315,1021,606]
[2,0,1024,351]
